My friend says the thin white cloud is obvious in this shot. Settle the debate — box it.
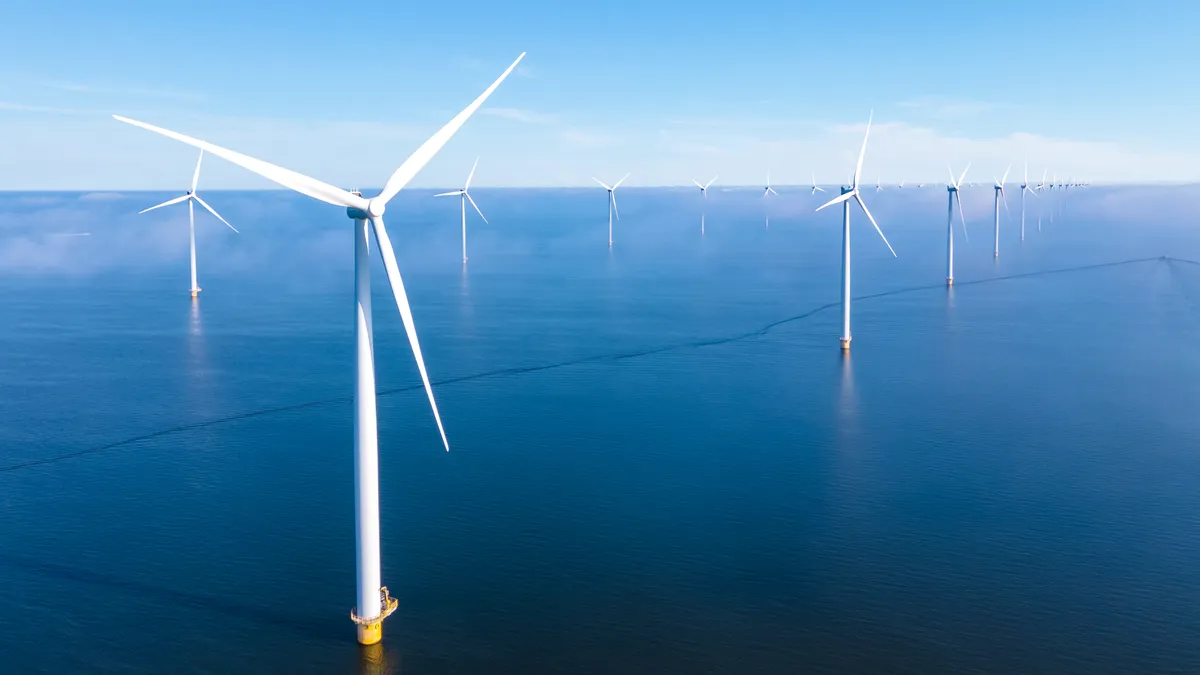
[897,96,996,118]
[44,80,204,103]
[0,101,93,115]
[480,107,557,124]
[558,128,610,149]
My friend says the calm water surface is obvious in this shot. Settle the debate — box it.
[2,186,1200,673]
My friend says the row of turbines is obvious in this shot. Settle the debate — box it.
[106,51,1088,647]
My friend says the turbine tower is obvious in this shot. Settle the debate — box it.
[1019,161,1038,242]
[992,164,1010,258]
[593,173,629,247]
[945,164,970,286]
[692,175,717,235]
[434,157,487,264]
[114,52,525,646]
[138,149,238,298]
[815,111,897,350]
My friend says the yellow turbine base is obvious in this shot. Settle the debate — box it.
[357,621,383,646]
[947,278,954,287]
[840,337,851,350]
[190,288,201,298]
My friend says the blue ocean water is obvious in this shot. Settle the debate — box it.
[2,185,1200,673]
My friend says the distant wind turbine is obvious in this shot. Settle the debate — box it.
[811,172,825,195]
[763,170,778,228]
[1019,161,1038,241]
[992,164,1011,258]
[945,163,971,286]
[434,157,487,264]
[138,149,238,298]
[693,175,717,235]
[814,111,897,350]
[876,175,883,192]
[114,52,525,647]
[594,173,629,247]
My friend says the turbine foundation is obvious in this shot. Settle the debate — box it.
[190,287,201,298]
[840,337,851,350]
[352,586,398,646]
[946,278,953,287]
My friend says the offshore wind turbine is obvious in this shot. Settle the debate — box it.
[762,170,778,228]
[434,157,487,264]
[810,172,825,195]
[693,175,717,234]
[139,149,238,298]
[992,164,1011,258]
[1019,161,1038,241]
[814,112,897,350]
[114,53,525,646]
[945,163,970,286]
[593,173,629,247]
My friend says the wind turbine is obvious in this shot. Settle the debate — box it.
[434,157,487,264]
[945,163,971,286]
[876,175,883,192]
[114,52,525,646]
[992,164,1011,258]
[814,112,896,350]
[762,170,778,228]
[139,149,238,298]
[1019,161,1038,241]
[692,175,717,235]
[810,172,825,195]
[593,173,629,247]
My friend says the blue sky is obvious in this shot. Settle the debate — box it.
[1,0,1197,189]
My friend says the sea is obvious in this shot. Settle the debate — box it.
[2,184,1200,674]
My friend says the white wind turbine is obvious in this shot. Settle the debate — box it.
[593,173,629,247]
[945,163,971,286]
[1019,161,1038,241]
[992,164,1011,258]
[762,170,778,228]
[434,157,487,264]
[139,149,238,297]
[692,175,717,235]
[815,112,897,350]
[114,53,525,647]
[875,175,883,192]
[811,172,825,195]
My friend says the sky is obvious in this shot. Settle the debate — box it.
[0,0,1197,190]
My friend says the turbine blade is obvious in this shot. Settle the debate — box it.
[613,172,630,190]
[958,162,971,188]
[369,216,449,451]
[465,192,488,225]
[692,178,704,189]
[193,194,239,233]
[191,150,204,193]
[854,194,896,257]
[375,52,526,205]
[705,175,718,189]
[113,115,366,210]
[593,177,613,191]
[948,166,957,187]
[611,192,620,220]
[1001,163,1012,186]
[815,190,854,212]
[464,156,479,190]
[433,190,462,197]
[853,110,873,188]
[956,192,969,243]
[138,193,190,214]
[768,187,778,195]
[1001,188,1010,217]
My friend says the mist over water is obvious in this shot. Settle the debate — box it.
[3,186,1200,674]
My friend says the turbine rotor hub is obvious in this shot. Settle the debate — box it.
[367,199,386,218]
